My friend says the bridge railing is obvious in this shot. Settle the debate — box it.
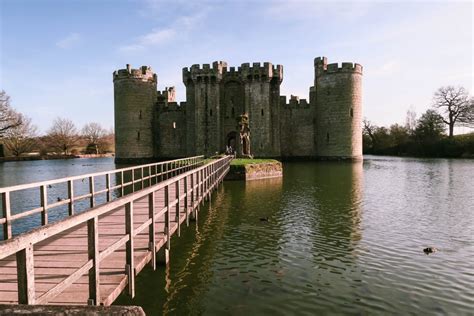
[0,155,232,305]
[0,155,204,240]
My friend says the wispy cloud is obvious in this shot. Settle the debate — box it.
[119,6,209,53]
[56,33,81,49]
[120,28,175,52]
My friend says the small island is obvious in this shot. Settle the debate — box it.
[226,158,283,181]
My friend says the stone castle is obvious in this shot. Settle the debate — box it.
[113,56,363,163]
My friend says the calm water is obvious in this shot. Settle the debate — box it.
[0,158,117,236]
[1,157,473,314]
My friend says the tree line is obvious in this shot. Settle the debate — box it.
[364,86,474,158]
[0,90,114,158]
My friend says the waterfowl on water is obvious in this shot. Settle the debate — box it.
[259,217,269,222]
[423,247,438,254]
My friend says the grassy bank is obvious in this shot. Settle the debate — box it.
[230,158,280,166]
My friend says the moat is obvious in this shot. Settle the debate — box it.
[1,157,473,314]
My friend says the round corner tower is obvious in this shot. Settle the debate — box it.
[113,64,157,163]
[314,57,363,160]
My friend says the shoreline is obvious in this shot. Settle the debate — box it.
[0,153,114,162]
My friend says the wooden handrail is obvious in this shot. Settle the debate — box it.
[0,156,204,240]
[0,156,232,306]
[0,155,204,193]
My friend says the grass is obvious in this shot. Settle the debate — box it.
[230,158,280,166]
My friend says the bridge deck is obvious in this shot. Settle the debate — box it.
[0,156,231,306]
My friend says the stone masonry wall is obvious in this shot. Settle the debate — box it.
[280,97,315,158]
[155,103,187,159]
[314,58,363,159]
[114,66,156,161]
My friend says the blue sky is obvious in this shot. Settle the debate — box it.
[1,0,472,133]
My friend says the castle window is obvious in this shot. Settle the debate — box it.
[137,131,141,141]
[139,110,142,119]
[350,108,354,117]
[210,109,213,117]
[231,107,235,116]
[261,109,264,116]
[172,122,176,129]
[326,132,329,143]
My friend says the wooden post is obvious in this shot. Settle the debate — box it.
[148,192,156,270]
[89,176,95,208]
[1,192,12,240]
[17,244,35,304]
[158,186,171,265]
[68,180,74,216]
[131,169,135,193]
[106,173,111,202]
[176,180,180,237]
[141,167,144,190]
[209,166,212,207]
[164,186,170,250]
[40,185,48,226]
[121,171,125,197]
[125,201,135,297]
[184,176,189,226]
[87,216,100,305]
[190,173,197,222]
[148,166,152,186]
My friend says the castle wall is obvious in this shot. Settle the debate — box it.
[280,97,315,158]
[221,78,245,151]
[241,63,282,157]
[183,62,226,157]
[314,58,363,159]
[155,102,187,159]
[113,65,156,162]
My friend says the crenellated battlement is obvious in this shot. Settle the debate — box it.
[280,95,310,108]
[182,61,228,84]
[157,101,187,113]
[239,62,283,82]
[113,64,157,82]
[183,61,283,84]
[314,57,362,76]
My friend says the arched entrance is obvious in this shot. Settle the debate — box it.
[226,131,237,154]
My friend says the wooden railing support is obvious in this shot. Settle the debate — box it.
[2,192,12,239]
[148,191,156,270]
[40,185,48,225]
[89,176,95,208]
[125,201,135,297]
[68,180,74,216]
[16,243,35,304]
[87,216,100,305]
[176,180,180,237]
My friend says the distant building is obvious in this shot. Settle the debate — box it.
[113,57,362,163]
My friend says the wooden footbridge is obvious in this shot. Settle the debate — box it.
[0,155,231,306]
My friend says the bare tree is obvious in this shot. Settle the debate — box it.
[0,90,22,138]
[363,118,377,146]
[405,106,417,135]
[82,122,107,154]
[3,115,38,156]
[46,117,79,155]
[433,86,473,137]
